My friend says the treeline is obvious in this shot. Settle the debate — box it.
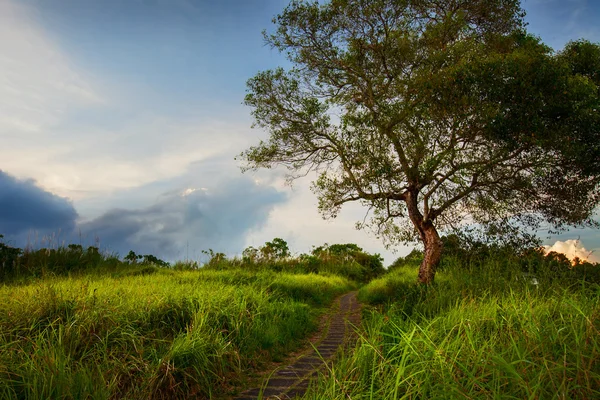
[3,233,597,284]
[0,235,384,283]
[200,240,384,282]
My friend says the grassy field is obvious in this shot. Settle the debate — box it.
[304,250,600,399]
[0,263,355,399]
[2,239,599,399]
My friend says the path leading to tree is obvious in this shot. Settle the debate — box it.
[234,291,362,400]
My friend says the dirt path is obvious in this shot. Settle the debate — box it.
[234,291,362,400]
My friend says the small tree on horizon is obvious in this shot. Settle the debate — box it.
[260,238,291,260]
[240,0,600,284]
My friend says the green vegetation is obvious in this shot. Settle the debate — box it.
[241,0,600,283]
[3,0,600,398]
[0,235,122,282]
[305,244,600,399]
[2,236,600,399]
[0,237,368,399]
[216,241,384,283]
[0,235,383,284]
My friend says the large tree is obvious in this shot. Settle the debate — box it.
[240,0,600,284]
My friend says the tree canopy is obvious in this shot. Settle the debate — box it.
[240,0,600,283]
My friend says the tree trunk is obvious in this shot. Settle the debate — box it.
[405,191,443,284]
[417,223,442,284]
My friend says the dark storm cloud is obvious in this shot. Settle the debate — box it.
[0,170,78,236]
[78,177,287,259]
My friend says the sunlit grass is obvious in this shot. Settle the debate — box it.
[305,258,600,399]
[0,266,355,399]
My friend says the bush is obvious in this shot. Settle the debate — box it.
[0,237,170,281]
[204,240,384,283]
[0,235,23,279]
[312,243,384,281]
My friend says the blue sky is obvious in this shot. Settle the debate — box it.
[1,0,599,263]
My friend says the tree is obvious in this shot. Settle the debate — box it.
[240,0,600,284]
[260,238,291,260]
[312,242,385,279]
[312,243,363,257]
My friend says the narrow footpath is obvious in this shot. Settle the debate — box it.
[234,291,362,400]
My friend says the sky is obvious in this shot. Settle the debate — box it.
[1,0,599,264]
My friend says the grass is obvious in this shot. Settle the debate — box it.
[0,265,355,399]
[303,253,600,399]
[3,237,599,399]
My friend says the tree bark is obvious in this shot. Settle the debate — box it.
[405,191,443,284]
[417,223,442,284]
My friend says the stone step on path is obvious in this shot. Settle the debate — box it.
[234,291,362,400]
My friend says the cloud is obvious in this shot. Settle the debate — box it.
[0,164,287,260]
[0,170,78,237]
[77,177,287,259]
[44,116,258,199]
[0,0,269,205]
[0,0,102,129]
[544,239,599,263]
[0,0,266,202]
[243,175,411,265]
[68,157,407,264]
[0,0,105,196]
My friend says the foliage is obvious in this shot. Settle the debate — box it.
[240,0,600,283]
[124,250,170,268]
[387,248,423,271]
[365,242,600,306]
[0,239,175,281]
[312,243,363,257]
[312,243,385,280]
[0,265,355,399]
[0,235,22,279]
[201,249,227,269]
[386,235,600,291]
[306,248,600,399]
[241,245,260,262]
[172,260,200,271]
[0,239,121,281]
[241,238,291,264]
[261,237,291,259]
[228,239,383,282]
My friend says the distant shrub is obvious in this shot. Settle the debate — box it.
[0,235,23,278]
[0,236,152,280]
[172,260,199,270]
[204,240,383,282]
[388,249,423,271]
[312,243,384,281]
[124,250,170,267]
[440,234,600,285]
[260,238,291,260]
[17,244,115,277]
[202,249,228,269]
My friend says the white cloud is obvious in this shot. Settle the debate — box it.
[181,187,207,197]
[0,0,102,127]
[544,239,599,263]
[243,175,412,264]
[37,117,256,199]
[0,0,258,200]
[0,0,104,191]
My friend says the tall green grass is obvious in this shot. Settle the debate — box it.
[0,267,355,399]
[0,242,123,282]
[304,255,600,399]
